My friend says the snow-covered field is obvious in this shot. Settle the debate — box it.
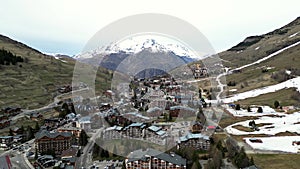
[244,136,300,153]
[225,105,300,153]
[225,105,277,117]
[225,109,300,135]
[223,76,300,103]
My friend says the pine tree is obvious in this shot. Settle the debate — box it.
[35,149,38,159]
[235,104,241,110]
[35,122,40,131]
[257,107,263,113]
[79,130,88,146]
[274,100,280,109]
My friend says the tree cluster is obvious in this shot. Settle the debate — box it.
[227,81,236,86]
[0,49,24,65]
[79,130,88,146]
[225,137,254,168]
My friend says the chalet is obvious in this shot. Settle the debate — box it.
[0,120,10,129]
[30,112,43,121]
[58,85,72,93]
[0,115,8,121]
[11,127,23,135]
[35,130,72,155]
[0,136,13,150]
[44,118,65,129]
[178,133,210,150]
[3,107,21,116]
[126,148,186,169]
[190,121,203,133]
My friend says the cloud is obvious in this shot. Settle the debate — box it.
[0,0,299,55]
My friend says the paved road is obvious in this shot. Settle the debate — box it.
[11,87,89,122]
[76,127,104,168]
[0,139,35,169]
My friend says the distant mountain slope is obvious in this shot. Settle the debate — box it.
[0,35,111,109]
[217,17,300,105]
[76,37,199,74]
[219,17,300,68]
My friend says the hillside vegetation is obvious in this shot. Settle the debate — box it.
[0,35,112,109]
[221,17,300,101]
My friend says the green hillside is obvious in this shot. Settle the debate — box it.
[0,35,112,109]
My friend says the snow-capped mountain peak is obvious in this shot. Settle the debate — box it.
[76,35,201,61]
[102,37,199,59]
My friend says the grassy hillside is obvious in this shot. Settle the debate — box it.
[221,17,300,98]
[219,17,300,68]
[189,17,300,106]
[0,35,112,109]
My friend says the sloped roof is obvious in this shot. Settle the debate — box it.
[178,132,210,142]
[169,106,196,112]
[105,125,123,131]
[148,125,161,132]
[127,148,186,166]
[35,130,72,140]
[147,107,162,113]
[156,130,167,136]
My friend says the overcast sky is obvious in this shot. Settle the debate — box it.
[0,0,299,56]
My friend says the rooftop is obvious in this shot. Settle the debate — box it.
[178,132,210,142]
[127,148,186,166]
[148,125,161,132]
[35,130,72,140]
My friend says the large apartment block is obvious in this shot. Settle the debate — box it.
[35,130,72,155]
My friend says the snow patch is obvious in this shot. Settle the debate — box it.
[223,76,300,103]
[255,46,260,50]
[229,89,237,92]
[244,136,300,153]
[289,32,299,38]
[225,111,300,136]
[232,41,300,71]
[225,105,277,117]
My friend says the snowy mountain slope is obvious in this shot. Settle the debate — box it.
[75,35,201,62]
